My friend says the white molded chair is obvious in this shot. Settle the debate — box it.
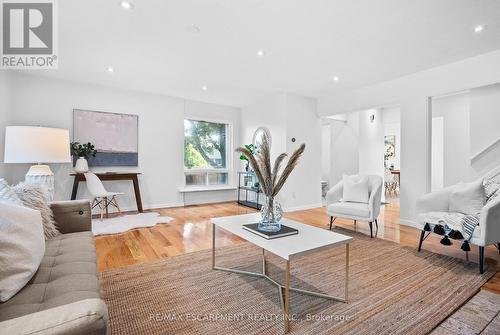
[326,175,383,238]
[84,172,123,220]
[384,168,397,195]
[416,165,500,273]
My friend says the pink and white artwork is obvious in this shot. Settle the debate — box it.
[73,109,138,166]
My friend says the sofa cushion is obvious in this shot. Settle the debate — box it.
[0,179,22,205]
[328,201,370,218]
[0,231,99,321]
[13,182,60,240]
[0,201,45,302]
[449,179,485,215]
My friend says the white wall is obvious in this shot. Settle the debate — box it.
[241,93,322,212]
[358,109,384,178]
[329,113,359,186]
[321,123,331,182]
[318,50,500,225]
[470,83,500,174]
[431,117,444,191]
[0,72,11,178]
[282,93,322,211]
[432,92,471,187]
[3,73,241,210]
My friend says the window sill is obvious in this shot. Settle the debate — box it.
[178,185,237,193]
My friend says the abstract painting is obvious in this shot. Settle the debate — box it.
[73,109,138,166]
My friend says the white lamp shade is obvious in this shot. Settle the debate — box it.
[4,126,71,164]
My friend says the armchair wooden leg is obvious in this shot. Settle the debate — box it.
[369,222,373,238]
[479,246,485,274]
[375,219,378,229]
[418,230,425,252]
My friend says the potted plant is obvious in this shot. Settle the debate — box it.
[70,142,97,173]
[237,134,305,232]
[239,144,255,172]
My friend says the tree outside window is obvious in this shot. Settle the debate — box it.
[184,119,229,186]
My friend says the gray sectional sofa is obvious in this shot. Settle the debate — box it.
[0,200,109,335]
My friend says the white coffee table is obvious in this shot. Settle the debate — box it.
[211,213,352,333]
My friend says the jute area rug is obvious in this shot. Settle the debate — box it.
[99,229,494,335]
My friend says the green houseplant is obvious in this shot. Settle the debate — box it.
[70,142,97,173]
[239,144,255,171]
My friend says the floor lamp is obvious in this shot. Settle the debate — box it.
[4,126,71,201]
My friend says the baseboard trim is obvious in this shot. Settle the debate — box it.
[101,202,185,214]
[400,219,418,228]
[284,203,323,213]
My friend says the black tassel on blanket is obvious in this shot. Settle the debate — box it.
[433,224,445,235]
[440,236,452,245]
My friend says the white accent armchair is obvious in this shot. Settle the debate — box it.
[416,166,500,274]
[326,175,383,238]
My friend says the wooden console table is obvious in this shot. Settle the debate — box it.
[70,172,143,212]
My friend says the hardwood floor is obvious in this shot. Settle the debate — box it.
[94,198,500,293]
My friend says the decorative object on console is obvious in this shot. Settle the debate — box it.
[73,109,138,167]
[3,126,71,201]
[70,141,97,173]
[238,143,255,171]
[237,129,305,232]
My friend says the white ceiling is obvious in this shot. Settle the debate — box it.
[28,0,500,107]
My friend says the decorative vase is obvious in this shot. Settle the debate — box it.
[74,157,89,173]
[258,196,283,232]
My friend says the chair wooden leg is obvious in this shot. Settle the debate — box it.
[99,198,104,221]
[113,196,122,214]
[104,198,109,218]
[479,246,485,274]
[369,222,373,238]
[375,219,378,229]
[418,230,425,252]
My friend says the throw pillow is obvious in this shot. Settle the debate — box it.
[0,200,45,302]
[449,179,486,215]
[483,179,500,203]
[12,182,60,239]
[0,179,23,205]
[342,175,369,203]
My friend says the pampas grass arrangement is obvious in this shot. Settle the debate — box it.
[236,132,305,228]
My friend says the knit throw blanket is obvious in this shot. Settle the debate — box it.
[423,213,480,251]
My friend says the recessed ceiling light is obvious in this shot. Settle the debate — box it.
[187,25,201,34]
[107,67,114,73]
[474,25,486,33]
[333,76,339,81]
[257,49,265,57]
[120,1,133,10]
[201,85,208,91]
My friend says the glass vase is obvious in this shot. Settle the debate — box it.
[258,197,283,232]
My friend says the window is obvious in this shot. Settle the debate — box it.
[184,119,230,186]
